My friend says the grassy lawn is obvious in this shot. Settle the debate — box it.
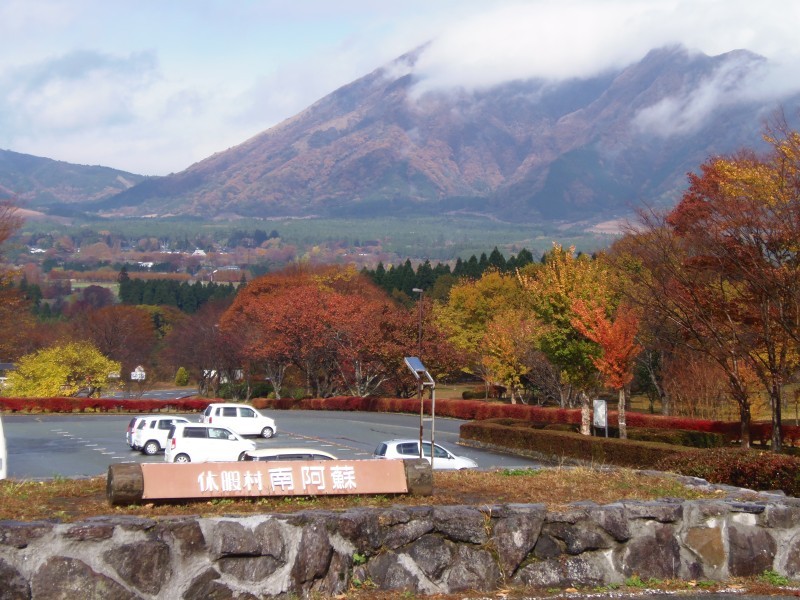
[0,465,737,523]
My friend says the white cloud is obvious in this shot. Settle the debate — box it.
[2,0,800,174]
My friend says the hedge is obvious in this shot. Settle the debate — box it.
[459,419,689,469]
[656,447,800,496]
[251,396,800,447]
[0,396,212,414]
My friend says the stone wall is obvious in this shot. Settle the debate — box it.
[2,491,800,598]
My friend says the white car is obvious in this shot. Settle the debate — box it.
[126,415,158,448]
[242,448,337,462]
[133,416,191,455]
[202,403,277,438]
[373,439,478,470]
[165,423,256,463]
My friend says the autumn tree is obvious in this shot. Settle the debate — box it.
[571,301,641,438]
[5,341,120,397]
[71,305,158,380]
[162,300,244,397]
[519,244,614,434]
[434,270,526,398]
[618,121,800,450]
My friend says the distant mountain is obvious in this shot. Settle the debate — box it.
[0,149,145,216]
[11,45,800,225]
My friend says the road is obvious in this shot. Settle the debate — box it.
[3,409,544,479]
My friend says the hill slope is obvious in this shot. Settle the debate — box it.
[0,149,145,216]
[22,45,800,223]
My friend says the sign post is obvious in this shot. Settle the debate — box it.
[593,399,608,437]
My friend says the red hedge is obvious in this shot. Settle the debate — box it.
[0,396,212,414]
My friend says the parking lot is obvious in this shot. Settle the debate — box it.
[2,409,544,479]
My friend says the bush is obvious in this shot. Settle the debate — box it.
[174,367,190,387]
[656,448,800,496]
[627,428,726,448]
[460,420,688,469]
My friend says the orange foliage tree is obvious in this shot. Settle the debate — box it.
[571,301,641,438]
[223,265,455,398]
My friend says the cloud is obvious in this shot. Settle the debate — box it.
[2,50,158,134]
[410,0,800,93]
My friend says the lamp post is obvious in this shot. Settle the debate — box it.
[411,288,424,457]
[412,288,423,358]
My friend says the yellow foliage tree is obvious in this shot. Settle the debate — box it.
[433,270,525,396]
[4,341,121,398]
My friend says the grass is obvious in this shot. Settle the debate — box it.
[0,465,733,523]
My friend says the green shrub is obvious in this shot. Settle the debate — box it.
[174,367,190,387]
[656,448,800,496]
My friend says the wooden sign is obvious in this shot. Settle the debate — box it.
[107,458,433,505]
[140,459,407,499]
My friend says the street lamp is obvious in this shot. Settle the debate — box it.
[412,288,423,358]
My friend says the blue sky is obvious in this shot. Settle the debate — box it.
[2,0,799,176]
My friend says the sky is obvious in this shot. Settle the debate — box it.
[1,0,799,176]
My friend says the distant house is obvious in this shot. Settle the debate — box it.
[0,363,14,387]
[192,249,207,257]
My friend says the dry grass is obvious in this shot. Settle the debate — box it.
[0,466,734,523]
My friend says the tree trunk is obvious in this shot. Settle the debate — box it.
[770,380,783,453]
[618,387,627,439]
[580,391,591,435]
[739,402,751,449]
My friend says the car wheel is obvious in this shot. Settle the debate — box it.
[143,441,160,455]
[260,427,274,439]
[238,452,247,461]
[174,453,191,463]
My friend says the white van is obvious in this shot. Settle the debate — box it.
[133,416,191,455]
[201,403,276,438]
[165,423,255,463]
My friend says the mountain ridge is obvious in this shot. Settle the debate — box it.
[2,44,796,225]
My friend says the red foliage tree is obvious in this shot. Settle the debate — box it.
[571,300,641,438]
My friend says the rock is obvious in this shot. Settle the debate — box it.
[618,522,681,579]
[182,568,257,600]
[0,557,29,600]
[493,512,543,574]
[104,540,172,595]
[432,506,488,544]
[291,520,333,585]
[218,556,282,582]
[407,534,452,581]
[31,557,139,600]
[366,551,421,591]
[211,520,261,558]
[0,521,52,549]
[65,521,115,542]
[384,515,434,549]
[156,518,206,554]
[727,524,776,577]
[684,526,726,577]
[544,520,611,555]
[444,544,501,592]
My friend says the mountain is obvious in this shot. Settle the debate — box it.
[0,149,145,217]
[13,45,800,224]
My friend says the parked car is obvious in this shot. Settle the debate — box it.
[126,415,157,448]
[165,423,256,463]
[201,403,277,438]
[133,416,191,455]
[242,448,337,462]
[373,439,478,470]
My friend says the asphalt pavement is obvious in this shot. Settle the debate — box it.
[2,409,546,479]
